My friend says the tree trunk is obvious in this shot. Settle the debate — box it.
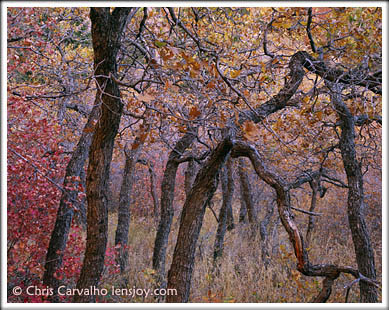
[238,182,248,223]
[148,162,160,219]
[259,201,274,266]
[152,129,196,286]
[138,158,160,219]
[73,8,132,303]
[213,157,234,262]
[238,158,258,225]
[43,104,99,301]
[115,125,147,274]
[305,177,319,248]
[184,159,197,197]
[329,84,378,302]
[166,138,233,302]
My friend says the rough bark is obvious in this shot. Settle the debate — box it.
[152,129,197,286]
[114,128,146,273]
[184,159,197,197]
[73,8,132,303]
[213,157,234,262]
[166,138,233,302]
[329,84,378,302]
[238,158,258,225]
[43,104,99,301]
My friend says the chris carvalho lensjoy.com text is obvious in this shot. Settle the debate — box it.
[12,285,177,298]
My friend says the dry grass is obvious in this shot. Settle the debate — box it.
[100,201,382,303]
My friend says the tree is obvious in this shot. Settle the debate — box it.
[73,8,133,302]
[43,104,99,301]
[114,121,149,274]
[213,157,234,262]
[152,128,197,287]
[167,138,233,302]
[328,82,378,302]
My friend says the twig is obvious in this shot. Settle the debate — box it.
[8,147,66,194]
[207,202,219,223]
[290,206,322,216]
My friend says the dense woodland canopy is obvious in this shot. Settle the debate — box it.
[6,6,383,303]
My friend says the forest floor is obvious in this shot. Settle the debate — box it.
[98,204,382,303]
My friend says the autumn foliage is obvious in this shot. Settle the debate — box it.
[6,6,383,304]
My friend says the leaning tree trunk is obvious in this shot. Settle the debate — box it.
[166,138,233,302]
[114,123,148,274]
[73,7,132,303]
[152,129,197,287]
[329,84,378,302]
[43,104,99,301]
[213,157,234,262]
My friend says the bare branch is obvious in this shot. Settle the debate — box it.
[306,8,317,53]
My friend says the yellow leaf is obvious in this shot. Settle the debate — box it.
[230,69,241,78]
[189,69,197,79]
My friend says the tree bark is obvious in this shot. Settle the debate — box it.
[43,104,99,302]
[238,180,248,223]
[238,158,258,225]
[259,201,274,266]
[152,129,197,286]
[213,157,234,262]
[73,8,132,303]
[137,158,160,219]
[114,125,147,274]
[166,138,233,302]
[148,162,160,219]
[305,176,319,248]
[184,159,197,197]
[329,83,378,302]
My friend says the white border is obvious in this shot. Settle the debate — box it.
[1,1,387,310]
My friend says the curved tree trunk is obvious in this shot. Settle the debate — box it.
[213,157,234,262]
[73,7,132,303]
[329,84,378,302]
[43,104,99,301]
[231,140,379,302]
[152,129,197,287]
[166,138,233,302]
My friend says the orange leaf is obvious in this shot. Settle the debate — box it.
[189,106,201,119]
